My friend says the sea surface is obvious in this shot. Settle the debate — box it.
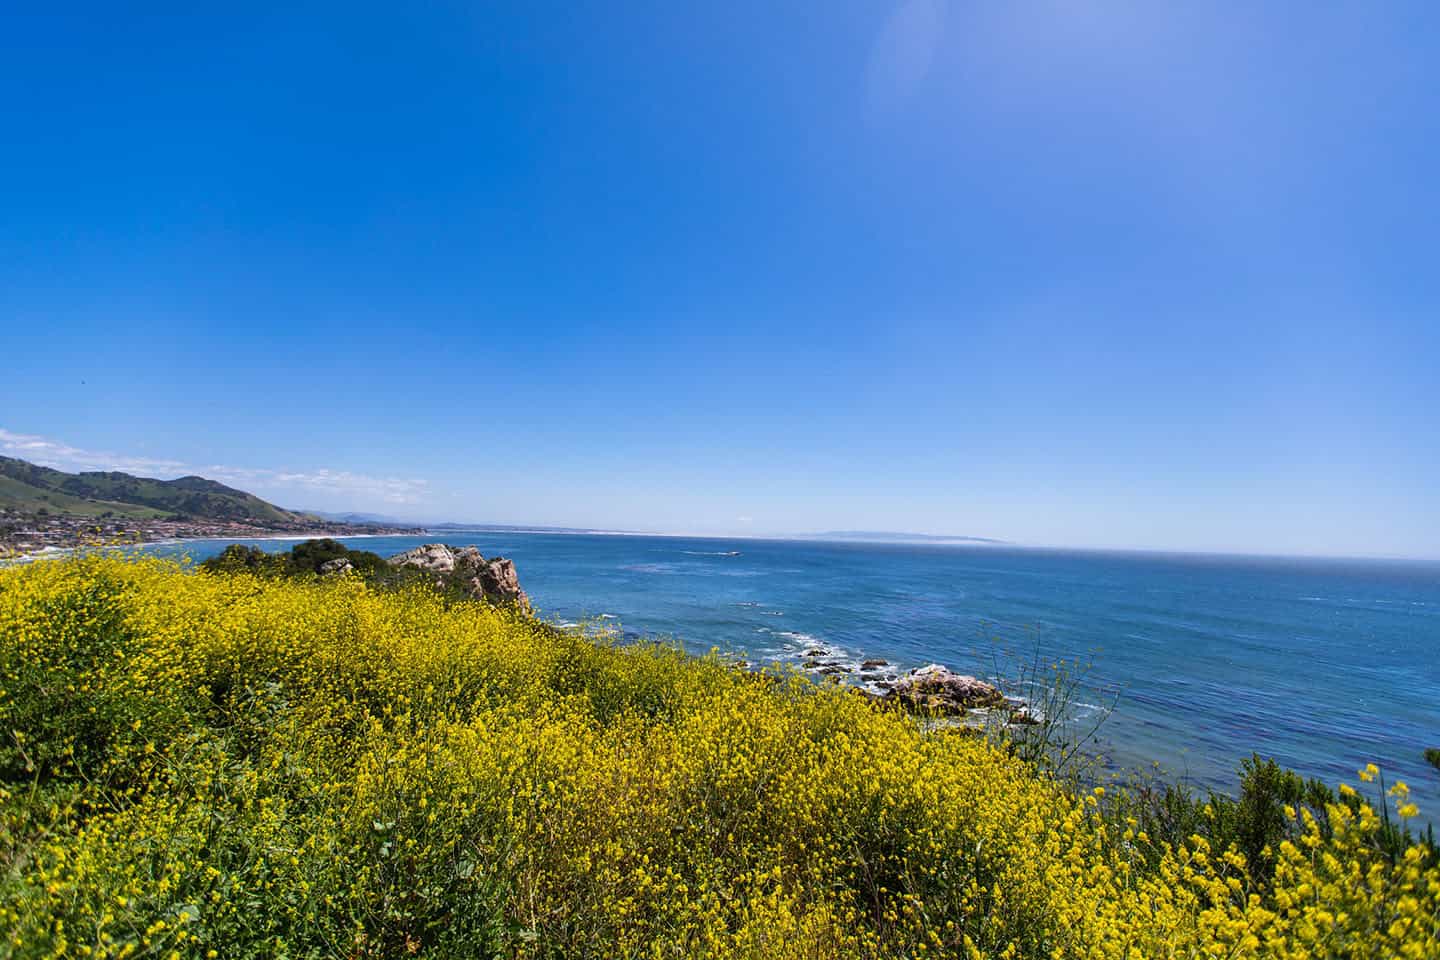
[146,533,1440,819]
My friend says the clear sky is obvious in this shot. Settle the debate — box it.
[3,1,1438,557]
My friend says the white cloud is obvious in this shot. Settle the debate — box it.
[0,427,429,505]
[0,428,190,476]
[252,469,427,505]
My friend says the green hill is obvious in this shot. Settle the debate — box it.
[0,455,312,523]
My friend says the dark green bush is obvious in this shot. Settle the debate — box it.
[202,539,391,579]
[287,538,389,575]
[1106,752,1435,885]
[201,543,282,574]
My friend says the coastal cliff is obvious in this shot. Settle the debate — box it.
[202,539,532,612]
[0,455,422,557]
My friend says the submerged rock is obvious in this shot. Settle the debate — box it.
[882,664,1005,716]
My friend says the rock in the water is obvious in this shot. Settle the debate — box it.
[861,658,889,670]
[882,664,1005,716]
[318,557,353,576]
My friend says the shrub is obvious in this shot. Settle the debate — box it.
[1,554,1437,958]
[286,538,389,576]
[201,539,391,580]
[200,543,279,574]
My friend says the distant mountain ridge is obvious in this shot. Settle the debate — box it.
[306,510,413,526]
[0,455,314,524]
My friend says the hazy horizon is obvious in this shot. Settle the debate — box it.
[5,426,1438,563]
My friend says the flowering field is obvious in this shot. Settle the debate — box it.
[1,555,1436,958]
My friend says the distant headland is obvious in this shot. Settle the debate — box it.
[0,455,422,557]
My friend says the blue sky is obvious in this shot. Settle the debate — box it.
[3,1,1438,557]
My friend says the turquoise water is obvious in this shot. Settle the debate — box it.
[148,533,1440,818]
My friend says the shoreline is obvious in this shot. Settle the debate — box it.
[0,527,428,565]
[147,530,419,546]
[8,536,1438,829]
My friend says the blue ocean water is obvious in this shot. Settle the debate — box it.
[147,533,1440,818]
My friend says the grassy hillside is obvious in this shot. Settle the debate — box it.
[0,474,168,519]
[0,456,310,523]
[0,555,1435,958]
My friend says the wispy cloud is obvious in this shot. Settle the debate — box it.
[0,428,429,505]
[203,465,429,504]
[0,428,191,476]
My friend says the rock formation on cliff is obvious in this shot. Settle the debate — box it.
[388,543,531,610]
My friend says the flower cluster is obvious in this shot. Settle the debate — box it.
[1,554,1436,958]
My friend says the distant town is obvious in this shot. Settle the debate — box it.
[0,507,422,558]
[0,455,421,558]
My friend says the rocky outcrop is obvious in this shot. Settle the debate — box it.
[882,664,1005,716]
[389,543,459,574]
[462,555,529,609]
[388,543,531,610]
[318,557,354,576]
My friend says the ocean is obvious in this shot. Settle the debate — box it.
[146,532,1440,819]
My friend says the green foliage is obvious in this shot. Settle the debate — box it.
[200,543,283,574]
[1427,747,1440,774]
[3,556,1438,958]
[983,642,1115,784]
[201,540,516,607]
[201,539,392,581]
[1206,755,1337,880]
[1104,753,1434,885]
[287,538,390,576]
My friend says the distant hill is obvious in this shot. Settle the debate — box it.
[306,510,414,526]
[0,456,314,524]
